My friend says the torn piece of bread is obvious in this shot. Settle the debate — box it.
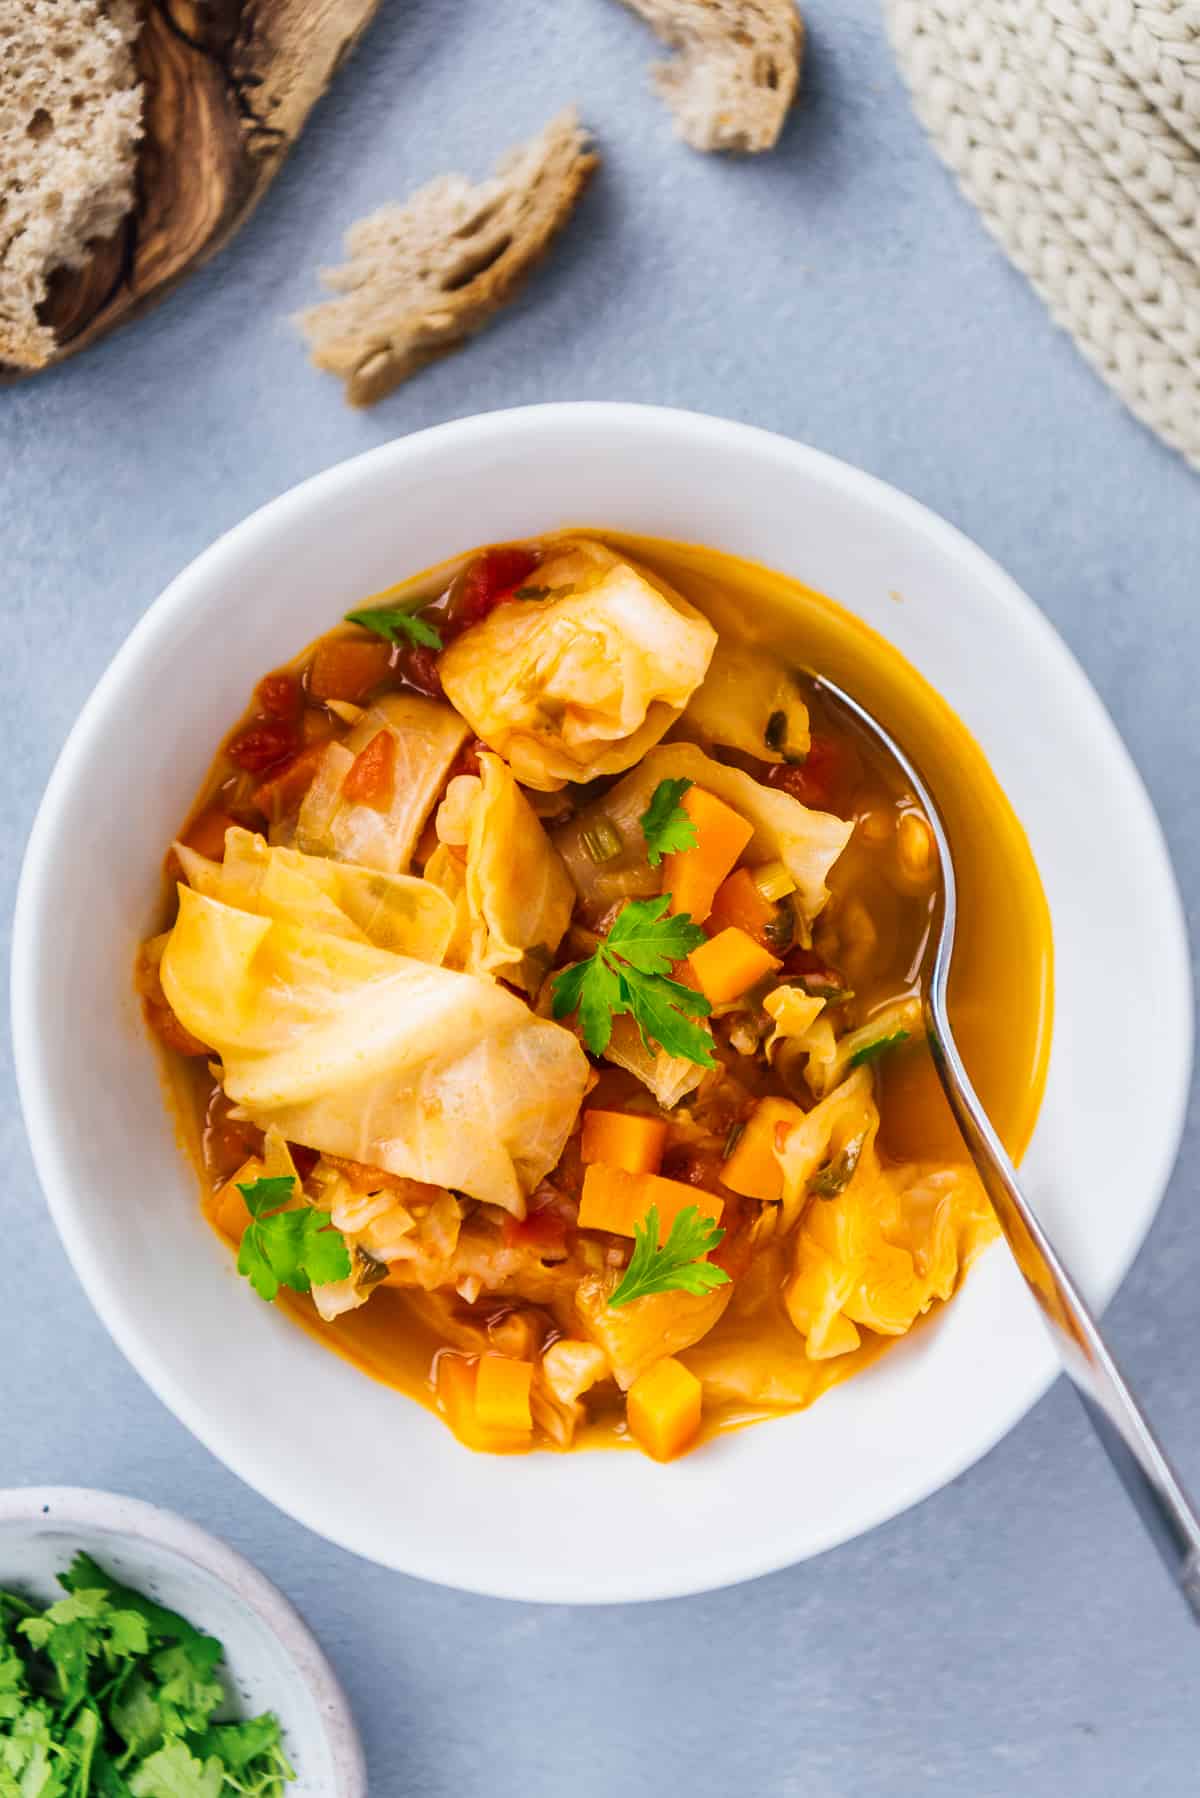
[620,0,803,152]
[0,0,144,370]
[296,108,598,407]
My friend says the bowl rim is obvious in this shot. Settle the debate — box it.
[11,402,1194,1602]
[0,1486,366,1793]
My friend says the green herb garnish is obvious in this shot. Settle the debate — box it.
[550,896,715,1067]
[848,1029,910,1069]
[639,778,697,869]
[609,1205,731,1309]
[0,1553,295,1795]
[807,1131,867,1198]
[236,1176,351,1302]
[344,601,442,651]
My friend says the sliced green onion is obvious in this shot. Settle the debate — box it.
[722,1120,746,1160]
[807,1132,866,1198]
[764,710,788,753]
[848,1029,910,1069]
[581,817,623,864]
[752,860,797,904]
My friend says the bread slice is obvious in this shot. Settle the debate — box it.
[296,108,597,406]
[0,0,143,370]
[620,0,803,152]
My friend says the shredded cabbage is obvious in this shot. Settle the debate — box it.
[438,540,717,789]
[292,693,468,872]
[684,637,811,763]
[176,826,456,962]
[426,752,575,991]
[161,887,589,1216]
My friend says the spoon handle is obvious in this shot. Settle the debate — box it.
[927,1007,1200,1619]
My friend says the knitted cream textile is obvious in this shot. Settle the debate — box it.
[885,0,1200,466]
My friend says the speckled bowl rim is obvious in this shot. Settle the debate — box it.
[0,1488,366,1797]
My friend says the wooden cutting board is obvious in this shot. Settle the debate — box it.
[3,0,378,379]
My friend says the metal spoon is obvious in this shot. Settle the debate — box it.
[811,671,1200,1620]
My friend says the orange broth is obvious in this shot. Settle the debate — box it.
[156,531,1053,1452]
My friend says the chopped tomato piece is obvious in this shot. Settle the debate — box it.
[779,944,850,998]
[227,719,298,775]
[659,1145,728,1192]
[764,734,856,814]
[180,807,237,862]
[450,547,540,631]
[251,743,328,826]
[144,998,209,1058]
[448,737,484,781]
[255,672,301,718]
[397,643,444,699]
[503,1208,569,1258]
[203,1091,265,1179]
[342,728,396,810]
[308,637,393,703]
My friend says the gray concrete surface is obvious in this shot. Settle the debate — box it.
[4,3,1199,1792]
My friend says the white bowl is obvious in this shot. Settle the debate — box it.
[12,404,1192,1603]
[0,1488,365,1795]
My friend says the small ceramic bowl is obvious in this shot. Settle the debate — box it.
[0,1489,365,1797]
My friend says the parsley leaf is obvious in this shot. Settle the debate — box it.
[128,1741,224,1798]
[639,778,697,868]
[1,1556,294,1795]
[344,602,442,652]
[848,1029,910,1069]
[235,1177,351,1302]
[609,1205,732,1309]
[551,897,715,1066]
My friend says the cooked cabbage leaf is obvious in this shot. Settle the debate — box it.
[555,742,854,936]
[176,826,456,962]
[785,1138,994,1358]
[160,887,589,1215]
[292,693,468,872]
[438,540,717,789]
[684,638,811,763]
[425,752,575,991]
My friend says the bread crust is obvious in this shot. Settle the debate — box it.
[296,108,598,406]
[621,0,804,153]
[1,0,380,379]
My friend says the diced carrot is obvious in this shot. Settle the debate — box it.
[578,1165,723,1242]
[144,998,210,1058]
[709,867,776,946]
[341,728,395,810]
[687,927,781,1005]
[212,1178,254,1245]
[580,1109,668,1176]
[300,706,339,747]
[627,1356,703,1460]
[180,807,237,863]
[503,1207,569,1258]
[475,1355,534,1432]
[308,637,393,703]
[251,743,328,826]
[435,1353,532,1454]
[721,1096,805,1203]
[256,672,301,719]
[661,787,754,924]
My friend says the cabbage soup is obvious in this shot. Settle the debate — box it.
[139,532,1052,1459]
